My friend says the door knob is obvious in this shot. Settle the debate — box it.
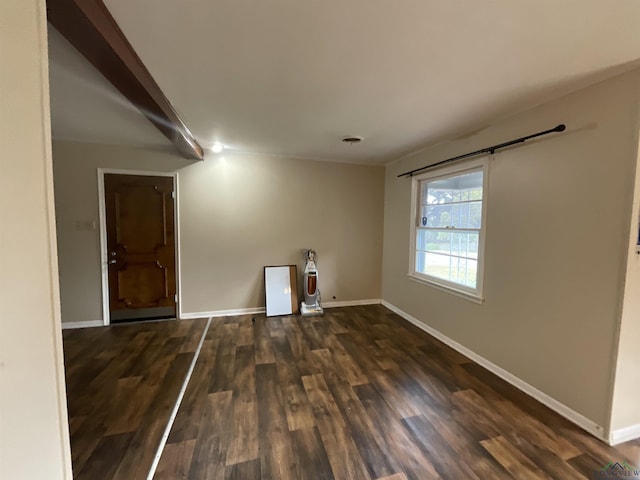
[108,259,117,265]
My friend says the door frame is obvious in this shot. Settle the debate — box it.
[97,168,182,326]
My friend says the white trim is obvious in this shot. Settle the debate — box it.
[180,299,383,319]
[175,173,183,320]
[97,169,180,326]
[38,3,73,473]
[97,169,109,326]
[322,298,382,308]
[381,300,607,442]
[609,424,640,445]
[61,320,103,330]
[97,168,179,177]
[147,316,212,480]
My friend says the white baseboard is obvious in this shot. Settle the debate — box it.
[380,300,608,442]
[610,424,640,445]
[62,320,104,329]
[322,298,381,308]
[180,299,382,320]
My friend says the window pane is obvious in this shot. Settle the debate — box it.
[422,170,483,206]
[468,202,482,228]
[416,250,427,274]
[421,204,450,228]
[417,252,449,280]
[419,253,478,288]
[422,253,457,281]
[450,232,479,259]
[463,259,478,287]
[421,201,482,228]
[417,230,450,255]
[417,230,479,259]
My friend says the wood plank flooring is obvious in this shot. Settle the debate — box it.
[63,306,640,479]
[63,317,208,479]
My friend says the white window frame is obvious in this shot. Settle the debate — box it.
[408,157,488,303]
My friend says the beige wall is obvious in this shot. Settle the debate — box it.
[52,143,384,322]
[0,1,72,478]
[382,68,640,430]
[610,129,640,434]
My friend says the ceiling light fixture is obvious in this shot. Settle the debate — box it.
[342,136,363,144]
[211,143,225,153]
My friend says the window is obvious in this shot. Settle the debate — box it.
[409,160,487,301]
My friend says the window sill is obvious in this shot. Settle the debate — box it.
[407,274,484,305]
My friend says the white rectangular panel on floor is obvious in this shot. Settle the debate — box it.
[265,265,296,317]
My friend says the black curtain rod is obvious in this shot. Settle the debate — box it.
[397,124,566,178]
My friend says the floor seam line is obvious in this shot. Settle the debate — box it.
[146,316,213,480]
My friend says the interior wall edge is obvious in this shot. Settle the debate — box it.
[1,0,73,477]
[607,99,640,434]
[38,3,72,476]
[609,423,640,446]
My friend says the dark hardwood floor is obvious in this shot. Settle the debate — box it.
[63,306,640,479]
[63,317,208,479]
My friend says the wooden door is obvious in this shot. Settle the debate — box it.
[104,174,176,322]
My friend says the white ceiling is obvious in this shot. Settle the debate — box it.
[48,0,640,164]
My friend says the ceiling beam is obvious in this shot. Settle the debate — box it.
[47,0,204,160]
